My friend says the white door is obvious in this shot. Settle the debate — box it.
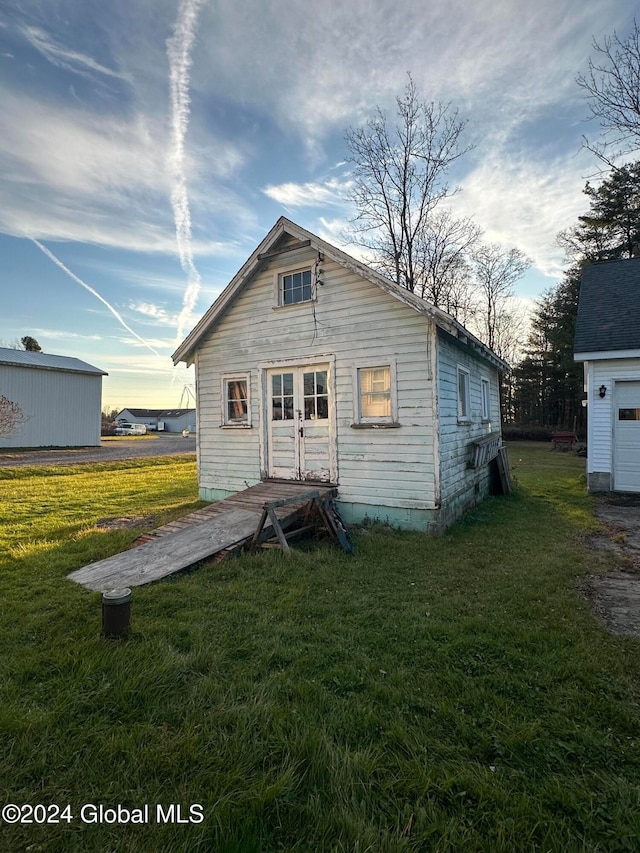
[266,365,332,481]
[614,381,640,492]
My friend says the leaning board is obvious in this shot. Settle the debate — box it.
[68,509,259,591]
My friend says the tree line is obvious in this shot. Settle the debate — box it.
[343,20,640,436]
[512,20,640,435]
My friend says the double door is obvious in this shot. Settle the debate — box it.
[266,364,332,481]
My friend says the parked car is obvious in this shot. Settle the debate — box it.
[114,423,147,436]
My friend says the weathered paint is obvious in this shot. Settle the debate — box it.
[436,329,500,524]
[195,240,438,517]
[191,239,503,531]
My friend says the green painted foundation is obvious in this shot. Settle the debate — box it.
[200,472,492,535]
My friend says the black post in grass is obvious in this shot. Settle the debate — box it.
[102,588,131,639]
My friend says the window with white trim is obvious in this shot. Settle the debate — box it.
[481,377,491,421]
[222,375,250,426]
[358,366,392,420]
[278,268,313,305]
[457,367,470,421]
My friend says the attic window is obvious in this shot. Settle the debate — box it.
[278,268,313,305]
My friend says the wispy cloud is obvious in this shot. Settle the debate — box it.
[448,144,594,280]
[166,0,207,344]
[31,239,164,358]
[263,178,348,210]
[20,24,129,83]
[128,301,176,326]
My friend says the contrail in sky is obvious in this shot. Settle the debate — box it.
[31,239,162,357]
[167,0,207,345]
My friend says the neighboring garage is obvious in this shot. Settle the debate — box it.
[0,347,107,449]
[575,258,640,493]
[613,381,640,492]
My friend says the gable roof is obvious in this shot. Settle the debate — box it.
[172,217,508,371]
[0,347,107,376]
[575,257,640,356]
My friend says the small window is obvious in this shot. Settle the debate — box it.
[481,378,491,421]
[359,366,391,419]
[457,367,470,421]
[223,376,250,426]
[279,268,313,305]
[619,408,640,420]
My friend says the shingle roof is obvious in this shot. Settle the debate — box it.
[0,347,107,375]
[575,258,640,354]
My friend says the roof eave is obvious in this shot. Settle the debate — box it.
[171,217,509,371]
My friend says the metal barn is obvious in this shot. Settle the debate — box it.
[0,348,107,449]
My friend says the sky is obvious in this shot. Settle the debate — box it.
[0,0,635,411]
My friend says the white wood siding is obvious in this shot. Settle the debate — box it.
[586,358,640,475]
[196,243,437,510]
[0,365,102,448]
[437,330,501,504]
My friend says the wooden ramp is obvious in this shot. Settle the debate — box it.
[68,481,337,592]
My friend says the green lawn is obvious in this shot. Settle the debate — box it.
[1,446,639,852]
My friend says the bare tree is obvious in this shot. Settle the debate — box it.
[471,244,530,352]
[414,210,482,320]
[345,74,472,293]
[577,19,640,162]
[0,395,29,439]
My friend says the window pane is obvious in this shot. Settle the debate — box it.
[315,371,327,394]
[481,380,490,419]
[272,374,281,396]
[280,269,313,305]
[458,370,469,419]
[227,380,247,421]
[283,396,294,419]
[304,397,315,419]
[620,408,640,420]
[316,395,328,419]
[283,373,294,395]
[304,372,315,395]
[359,367,391,418]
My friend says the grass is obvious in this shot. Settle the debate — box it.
[1,445,639,851]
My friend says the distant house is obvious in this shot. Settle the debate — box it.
[115,408,196,433]
[172,217,507,533]
[575,257,640,492]
[0,347,107,449]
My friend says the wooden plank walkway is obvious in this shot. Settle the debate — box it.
[68,481,337,591]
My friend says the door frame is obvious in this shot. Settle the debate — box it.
[258,353,337,483]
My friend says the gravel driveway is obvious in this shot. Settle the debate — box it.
[0,435,196,468]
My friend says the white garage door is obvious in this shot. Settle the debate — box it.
[614,381,640,492]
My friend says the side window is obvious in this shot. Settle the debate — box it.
[481,377,491,421]
[457,367,470,422]
[222,375,250,426]
[357,366,392,422]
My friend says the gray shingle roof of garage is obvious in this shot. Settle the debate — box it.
[0,347,107,375]
[575,258,640,354]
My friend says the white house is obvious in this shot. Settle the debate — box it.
[0,348,107,449]
[575,257,640,492]
[115,408,196,433]
[172,218,507,533]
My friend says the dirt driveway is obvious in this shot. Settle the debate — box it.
[0,435,196,468]
[584,493,640,638]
